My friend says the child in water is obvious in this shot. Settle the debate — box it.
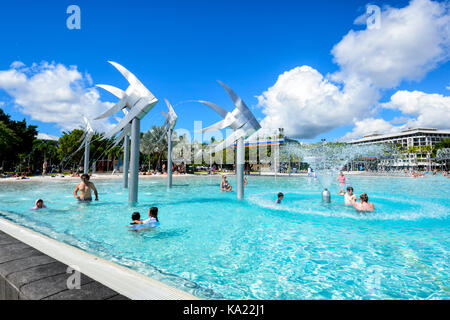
[275,192,284,204]
[31,199,47,210]
[131,207,159,225]
[130,212,142,224]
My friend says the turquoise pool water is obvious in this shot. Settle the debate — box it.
[0,175,449,299]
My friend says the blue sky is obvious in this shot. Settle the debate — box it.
[0,0,448,143]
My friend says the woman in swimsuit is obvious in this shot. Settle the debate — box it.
[220,176,232,192]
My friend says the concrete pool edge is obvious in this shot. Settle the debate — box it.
[0,217,198,300]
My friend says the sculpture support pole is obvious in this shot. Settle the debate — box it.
[84,141,90,174]
[129,119,140,204]
[123,136,130,188]
[167,128,173,188]
[236,137,245,200]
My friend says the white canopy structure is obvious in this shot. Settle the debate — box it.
[160,99,178,188]
[74,116,95,174]
[95,61,159,203]
[200,81,261,199]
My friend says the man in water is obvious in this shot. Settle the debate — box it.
[73,174,98,201]
[338,186,357,205]
[351,193,375,212]
[220,175,232,192]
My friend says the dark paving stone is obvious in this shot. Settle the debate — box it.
[20,271,95,300]
[0,231,128,300]
[0,277,5,299]
[6,261,68,289]
[0,231,14,240]
[0,234,21,245]
[44,281,120,300]
[5,281,19,300]
[0,247,42,264]
[106,294,130,300]
[0,254,57,277]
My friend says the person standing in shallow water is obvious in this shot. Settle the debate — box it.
[338,186,357,205]
[42,160,47,176]
[73,174,98,201]
[337,171,348,185]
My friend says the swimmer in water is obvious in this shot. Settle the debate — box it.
[130,212,142,225]
[73,174,98,201]
[220,176,232,192]
[31,199,47,210]
[132,207,159,224]
[352,193,375,212]
[338,186,357,206]
[275,192,284,204]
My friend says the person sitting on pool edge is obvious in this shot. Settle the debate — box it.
[31,199,47,210]
[132,207,159,224]
[220,176,232,192]
[275,192,284,204]
[352,193,375,212]
[338,186,357,206]
[73,174,98,201]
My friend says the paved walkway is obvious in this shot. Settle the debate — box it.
[0,230,128,300]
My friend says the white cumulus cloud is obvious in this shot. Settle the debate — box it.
[339,118,404,142]
[382,90,450,129]
[257,0,450,140]
[332,0,450,88]
[257,66,379,138]
[0,61,114,132]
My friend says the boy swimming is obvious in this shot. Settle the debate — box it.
[275,192,284,204]
[130,212,142,224]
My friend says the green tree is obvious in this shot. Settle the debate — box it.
[0,109,37,171]
[432,138,450,158]
[140,126,168,170]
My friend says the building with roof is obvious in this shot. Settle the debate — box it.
[348,128,450,169]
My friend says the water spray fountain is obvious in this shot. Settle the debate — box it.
[284,142,394,202]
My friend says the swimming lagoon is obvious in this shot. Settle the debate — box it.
[0,175,449,299]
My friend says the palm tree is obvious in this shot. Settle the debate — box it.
[140,126,168,171]
[406,146,419,168]
[421,145,433,171]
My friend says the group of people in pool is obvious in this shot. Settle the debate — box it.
[274,186,374,212]
[274,171,375,212]
[130,207,159,225]
[31,173,99,210]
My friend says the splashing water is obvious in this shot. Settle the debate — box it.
[284,142,394,191]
